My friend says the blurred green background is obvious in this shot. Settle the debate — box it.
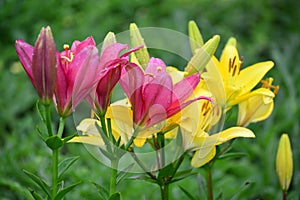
[1,0,299,199]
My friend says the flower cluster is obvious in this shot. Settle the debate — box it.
[15,22,282,200]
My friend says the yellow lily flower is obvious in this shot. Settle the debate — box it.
[237,77,279,126]
[203,37,274,110]
[276,134,293,191]
[176,92,255,168]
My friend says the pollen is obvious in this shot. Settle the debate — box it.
[261,77,279,95]
[157,66,162,72]
[61,44,74,63]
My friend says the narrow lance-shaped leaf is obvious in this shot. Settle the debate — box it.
[130,23,150,68]
[58,156,80,180]
[188,20,204,55]
[91,181,109,200]
[108,192,121,200]
[185,35,220,75]
[54,181,81,200]
[23,170,51,198]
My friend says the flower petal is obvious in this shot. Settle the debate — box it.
[15,40,35,85]
[191,146,216,168]
[235,61,274,93]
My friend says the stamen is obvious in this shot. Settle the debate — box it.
[145,73,155,78]
[157,66,162,72]
[261,78,279,95]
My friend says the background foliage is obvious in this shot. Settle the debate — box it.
[1,0,299,199]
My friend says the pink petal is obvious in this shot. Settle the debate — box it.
[15,40,35,86]
[120,63,145,124]
[72,46,100,110]
[99,43,129,72]
[71,36,96,53]
[172,73,200,105]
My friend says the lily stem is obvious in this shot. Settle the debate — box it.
[44,104,53,136]
[282,190,287,200]
[207,163,213,200]
[160,182,169,200]
[109,158,118,196]
[52,149,58,199]
[57,117,65,138]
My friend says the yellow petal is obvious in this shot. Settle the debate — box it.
[235,61,274,93]
[68,136,104,146]
[76,119,102,136]
[166,66,186,84]
[203,57,226,106]
[219,38,239,82]
[213,127,255,145]
[276,134,293,191]
[237,90,274,126]
[191,146,216,168]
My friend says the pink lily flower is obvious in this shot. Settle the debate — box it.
[15,26,57,104]
[120,57,210,128]
[90,43,138,116]
[55,37,100,117]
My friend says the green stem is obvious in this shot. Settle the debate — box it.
[44,104,53,136]
[207,163,213,200]
[57,117,65,138]
[99,115,108,137]
[160,183,169,200]
[52,149,58,199]
[109,159,118,196]
[125,128,140,150]
[282,190,287,200]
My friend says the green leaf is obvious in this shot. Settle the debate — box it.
[23,170,51,198]
[0,178,34,200]
[108,192,121,200]
[169,169,197,184]
[185,35,220,75]
[157,164,175,184]
[128,175,157,183]
[45,135,64,150]
[54,181,81,200]
[130,23,150,69]
[29,188,44,200]
[58,156,80,180]
[91,181,109,200]
[62,133,78,143]
[179,186,196,200]
[116,163,135,184]
[218,152,247,160]
[188,20,204,55]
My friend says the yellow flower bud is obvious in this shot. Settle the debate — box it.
[276,133,293,191]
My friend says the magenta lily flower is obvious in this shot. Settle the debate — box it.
[54,37,100,117]
[90,43,138,116]
[15,26,57,104]
[120,57,210,128]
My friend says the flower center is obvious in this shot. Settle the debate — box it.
[261,77,279,95]
[201,101,211,116]
[61,44,74,63]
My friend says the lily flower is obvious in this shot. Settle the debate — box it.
[120,57,210,128]
[90,43,141,116]
[54,37,100,117]
[237,77,279,126]
[15,26,57,104]
[203,37,274,110]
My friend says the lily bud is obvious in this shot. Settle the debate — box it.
[32,26,57,104]
[276,133,293,191]
[129,23,150,69]
[188,20,204,55]
[185,35,220,75]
